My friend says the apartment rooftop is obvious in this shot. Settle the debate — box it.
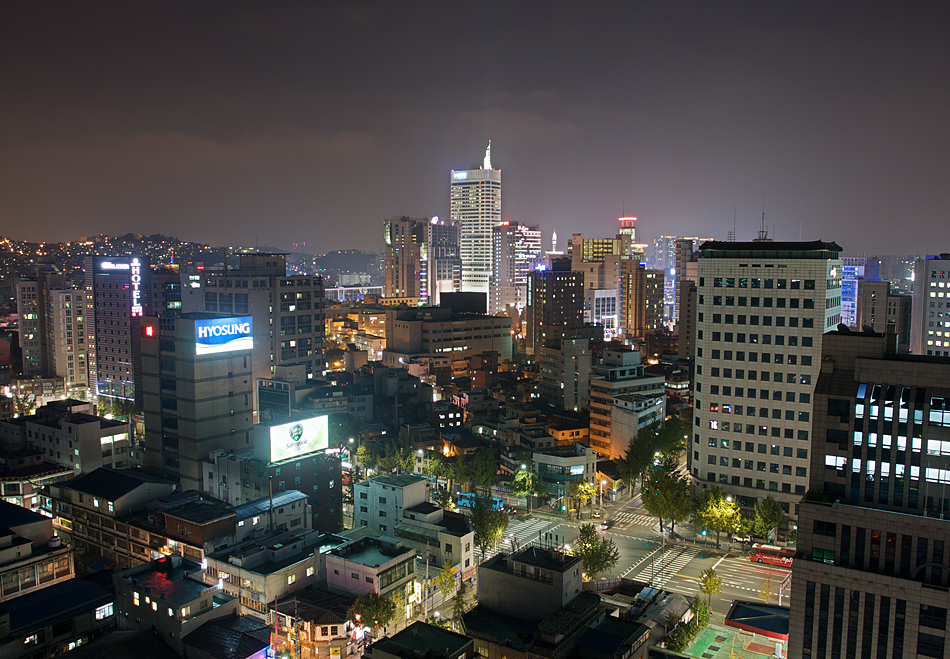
[329,536,414,567]
[119,556,209,605]
[362,473,427,489]
[232,489,308,522]
[370,620,472,658]
[64,467,177,501]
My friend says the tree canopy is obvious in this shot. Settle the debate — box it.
[619,417,687,491]
[347,593,397,631]
[695,486,742,545]
[573,523,620,580]
[469,493,509,561]
[753,495,785,541]
[641,464,694,534]
[699,567,723,610]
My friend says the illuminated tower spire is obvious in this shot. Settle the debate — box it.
[483,140,492,170]
[552,230,558,252]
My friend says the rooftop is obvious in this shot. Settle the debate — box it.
[699,240,842,258]
[484,545,581,574]
[373,620,472,657]
[65,467,177,501]
[0,577,113,635]
[0,499,49,527]
[232,489,308,521]
[182,614,271,659]
[725,600,790,641]
[330,536,415,567]
[275,588,356,625]
[119,556,210,605]
[362,473,427,489]
[406,502,440,516]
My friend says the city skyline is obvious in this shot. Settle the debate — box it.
[2,2,949,255]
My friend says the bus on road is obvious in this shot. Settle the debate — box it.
[750,543,794,568]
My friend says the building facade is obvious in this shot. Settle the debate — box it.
[490,222,541,315]
[790,328,950,658]
[691,240,842,517]
[910,253,950,356]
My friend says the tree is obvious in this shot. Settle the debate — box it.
[569,481,597,515]
[573,523,620,580]
[695,486,742,546]
[470,450,499,493]
[510,461,546,499]
[753,495,785,541]
[641,466,694,534]
[356,442,380,473]
[469,493,509,561]
[347,593,397,633]
[699,567,723,610]
[435,560,457,603]
[11,390,36,417]
[758,572,776,603]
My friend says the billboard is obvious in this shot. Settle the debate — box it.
[195,316,253,355]
[269,416,329,462]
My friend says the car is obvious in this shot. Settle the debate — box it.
[599,520,613,530]
[591,511,603,518]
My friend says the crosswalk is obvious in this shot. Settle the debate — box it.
[612,511,656,527]
[629,545,700,589]
[482,517,569,560]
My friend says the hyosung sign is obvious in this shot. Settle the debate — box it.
[268,416,329,462]
[195,316,253,355]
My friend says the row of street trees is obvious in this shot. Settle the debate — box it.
[616,417,687,494]
[639,462,787,543]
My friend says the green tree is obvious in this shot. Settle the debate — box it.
[641,466,694,534]
[753,495,785,541]
[569,480,597,516]
[758,572,776,603]
[695,486,742,546]
[469,493,510,561]
[435,560,457,603]
[510,462,546,498]
[347,593,397,633]
[654,416,687,457]
[699,567,723,610]
[452,581,467,627]
[470,450,499,493]
[573,523,620,580]
[434,488,457,511]
[356,442,380,473]
[451,458,473,493]
[615,457,638,495]
[11,390,37,417]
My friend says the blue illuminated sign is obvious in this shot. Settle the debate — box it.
[195,316,253,355]
[452,171,467,180]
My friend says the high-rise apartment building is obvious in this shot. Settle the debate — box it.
[141,314,254,491]
[791,327,950,659]
[490,221,541,315]
[451,143,501,304]
[16,277,47,378]
[181,253,326,410]
[46,288,89,391]
[691,240,842,517]
[910,253,950,356]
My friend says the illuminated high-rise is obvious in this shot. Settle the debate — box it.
[490,221,541,315]
[451,142,501,305]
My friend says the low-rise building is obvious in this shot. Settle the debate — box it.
[0,577,116,658]
[25,412,132,474]
[353,475,428,536]
[477,545,583,620]
[202,528,322,618]
[271,589,357,659]
[325,535,416,602]
[0,501,73,602]
[365,621,475,659]
[114,555,238,655]
[0,449,73,512]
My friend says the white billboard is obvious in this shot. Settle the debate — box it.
[268,416,329,462]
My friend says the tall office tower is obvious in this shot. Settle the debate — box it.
[181,253,326,412]
[451,142,501,304]
[677,280,698,360]
[618,216,638,257]
[84,255,151,406]
[840,256,867,327]
[16,277,47,377]
[141,314,254,490]
[428,217,462,306]
[911,253,950,356]
[490,222,542,314]
[790,327,950,659]
[383,216,429,302]
[524,258,585,355]
[618,261,665,340]
[691,240,842,517]
[46,288,89,391]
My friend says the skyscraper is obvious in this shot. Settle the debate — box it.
[451,142,501,305]
[383,216,429,303]
[490,221,541,315]
[690,240,842,519]
[427,217,462,306]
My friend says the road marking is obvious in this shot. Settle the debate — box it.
[712,554,729,570]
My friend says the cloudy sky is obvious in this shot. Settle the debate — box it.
[2,1,948,255]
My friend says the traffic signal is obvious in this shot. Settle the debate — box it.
[701,529,707,536]
[561,505,567,511]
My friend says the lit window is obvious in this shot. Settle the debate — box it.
[133,592,140,606]
[306,566,314,577]
[95,602,114,620]
[287,574,297,585]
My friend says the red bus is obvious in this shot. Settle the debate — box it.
[749,543,794,568]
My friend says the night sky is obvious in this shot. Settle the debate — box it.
[3,1,948,255]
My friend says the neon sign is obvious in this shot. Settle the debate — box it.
[130,258,143,317]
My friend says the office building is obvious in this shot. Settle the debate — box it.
[911,253,950,356]
[451,143,502,302]
[490,222,541,315]
[428,217,462,306]
[856,280,912,352]
[619,261,665,340]
[181,253,326,401]
[15,277,47,378]
[677,279,698,360]
[840,256,867,328]
[524,258,586,355]
[790,327,950,658]
[141,314,254,491]
[691,240,842,517]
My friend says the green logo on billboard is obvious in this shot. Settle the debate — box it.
[288,423,304,446]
